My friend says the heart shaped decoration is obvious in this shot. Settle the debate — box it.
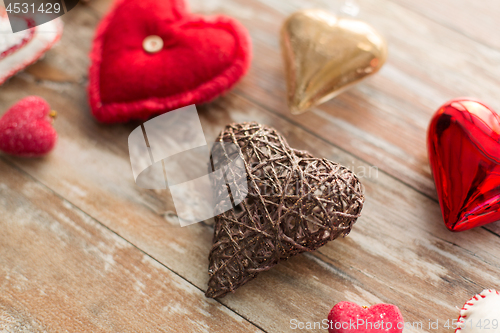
[456,289,500,333]
[0,96,58,157]
[281,9,387,114]
[206,122,364,298]
[88,0,252,123]
[428,99,500,231]
[0,8,63,85]
[328,302,404,333]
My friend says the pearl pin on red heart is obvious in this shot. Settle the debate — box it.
[143,35,164,54]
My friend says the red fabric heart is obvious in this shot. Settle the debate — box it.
[88,0,252,123]
[428,99,500,231]
[328,302,404,333]
[0,96,57,157]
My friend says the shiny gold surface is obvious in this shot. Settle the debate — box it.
[280,9,388,114]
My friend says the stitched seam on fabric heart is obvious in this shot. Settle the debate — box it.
[88,0,252,123]
[0,20,63,85]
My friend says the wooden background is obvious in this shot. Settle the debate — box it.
[1,0,500,332]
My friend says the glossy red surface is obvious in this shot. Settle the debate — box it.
[428,99,500,231]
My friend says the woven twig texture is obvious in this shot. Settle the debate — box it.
[206,122,364,298]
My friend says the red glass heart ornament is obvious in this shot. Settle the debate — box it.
[88,0,252,123]
[327,302,404,333]
[428,99,500,231]
[0,96,57,157]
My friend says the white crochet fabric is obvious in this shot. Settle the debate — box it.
[456,290,500,333]
[0,9,63,84]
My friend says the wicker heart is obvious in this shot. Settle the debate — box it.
[206,122,364,298]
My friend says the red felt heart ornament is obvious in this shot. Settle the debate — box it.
[0,96,57,157]
[88,0,252,123]
[328,302,404,333]
[428,99,500,231]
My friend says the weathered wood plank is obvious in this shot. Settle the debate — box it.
[1,0,499,332]
[392,0,500,51]
[3,70,500,332]
[27,0,500,202]
[0,160,263,333]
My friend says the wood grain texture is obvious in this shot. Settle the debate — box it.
[0,0,499,332]
[0,160,262,333]
[3,82,500,332]
[392,0,500,51]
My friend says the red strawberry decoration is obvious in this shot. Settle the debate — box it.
[328,302,404,333]
[428,99,500,231]
[88,0,252,123]
[0,96,57,157]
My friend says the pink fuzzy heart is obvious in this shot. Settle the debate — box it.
[0,96,57,157]
[328,301,404,333]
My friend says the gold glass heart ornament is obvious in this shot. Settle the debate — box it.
[281,9,388,114]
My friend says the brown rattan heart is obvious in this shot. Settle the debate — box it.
[206,122,364,298]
